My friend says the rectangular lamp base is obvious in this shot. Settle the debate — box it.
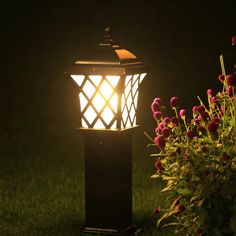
[82,225,137,235]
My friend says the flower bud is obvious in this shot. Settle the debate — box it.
[197,105,205,113]
[154,97,163,106]
[170,96,179,107]
[171,116,179,126]
[187,130,195,139]
[151,102,160,113]
[155,160,164,172]
[218,74,225,82]
[163,116,170,125]
[153,207,160,215]
[154,135,166,149]
[179,109,187,117]
[226,74,236,86]
[162,127,171,138]
[207,89,213,97]
[207,121,218,133]
[178,204,186,212]
[153,111,162,120]
[232,35,236,45]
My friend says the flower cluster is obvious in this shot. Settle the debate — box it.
[147,36,236,235]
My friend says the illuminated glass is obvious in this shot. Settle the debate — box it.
[71,75,85,86]
[71,72,146,130]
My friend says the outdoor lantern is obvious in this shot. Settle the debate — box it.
[66,27,147,235]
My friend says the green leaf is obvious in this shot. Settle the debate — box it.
[161,184,175,193]
[151,174,159,178]
[157,208,179,226]
[161,222,179,228]
[230,117,235,127]
[176,188,192,196]
[162,176,177,181]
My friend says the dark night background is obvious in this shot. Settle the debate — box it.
[1,0,236,158]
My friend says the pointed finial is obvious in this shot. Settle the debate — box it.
[102,26,114,45]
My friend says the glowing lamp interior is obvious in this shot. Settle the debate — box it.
[71,73,147,129]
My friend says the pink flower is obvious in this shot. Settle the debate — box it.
[226,74,236,86]
[227,85,236,97]
[158,122,164,129]
[232,35,236,45]
[194,117,201,124]
[178,204,186,212]
[155,127,162,135]
[163,116,170,125]
[170,96,179,107]
[197,105,205,113]
[218,74,225,83]
[200,111,209,120]
[198,125,206,134]
[187,130,195,139]
[162,127,171,138]
[155,159,164,172]
[210,96,217,103]
[179,109,187,117]
[207,121,218,133]
[171,116,179,126]
[151,102,160,113]
[153,207,160,215]
[212,117,219,123]
[192,106,198,113]
[153,111,162,120]
[207,89,213,97]
[154,135,166,149]
[154,97,163,106]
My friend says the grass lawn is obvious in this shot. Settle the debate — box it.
[0,129,173,235]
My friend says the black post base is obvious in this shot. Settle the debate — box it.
[80,129,136,232]
[82,224,137,235]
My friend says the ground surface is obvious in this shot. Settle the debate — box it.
[0,129,173,235]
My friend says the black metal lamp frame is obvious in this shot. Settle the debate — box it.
[80,128,138,235]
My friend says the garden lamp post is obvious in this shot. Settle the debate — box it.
[66,27,147,235]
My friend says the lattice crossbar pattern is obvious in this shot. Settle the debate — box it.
[121,73,147,129]
[71,75,120,129]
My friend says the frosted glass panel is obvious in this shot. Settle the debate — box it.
[71,75,85,86]
[109,94,118,113]
[106,76,120,88]
[89,75,102,87]
[92,93,105,112]
[100,80,113,99]
[94,119,105,129]
[140,73,147,84]
[84,106,97,124]
[79,93,88,111]
[101,107,114,125]
[83,80,96,99]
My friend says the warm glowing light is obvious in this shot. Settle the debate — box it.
[71,75,85,86]
[72,72,145,129]
[121,74,141,128]
[140,73,147,83]
[83,80,96,99]
[101,107,114,124]
[115,49,137,60]
[105,76,120,88]
[89,75,102,86]
[79,93,88,111]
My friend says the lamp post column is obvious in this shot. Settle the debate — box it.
[81,129,137,235]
